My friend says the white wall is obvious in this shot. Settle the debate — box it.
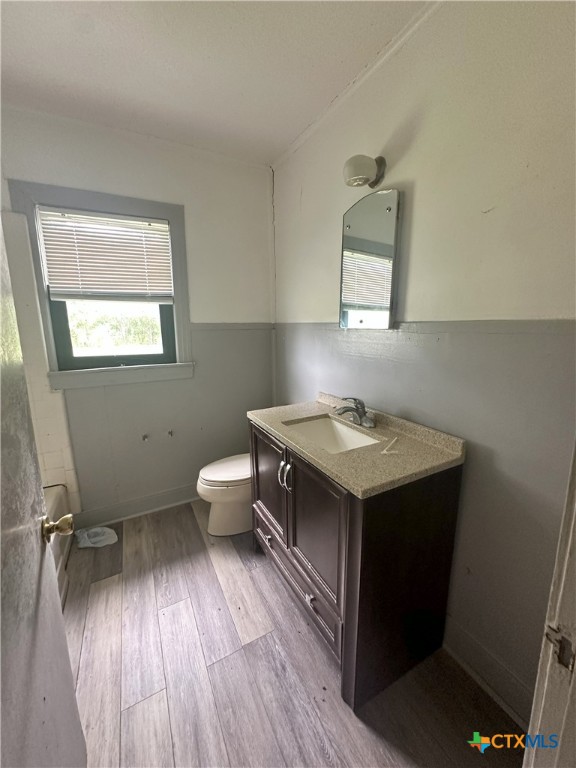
[1,107,274,517]
[3,212,81,513]
[2,106,274,323]
[274,2,575,323]
[272,1,575,723]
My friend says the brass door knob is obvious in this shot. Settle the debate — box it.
[41,514,74,543]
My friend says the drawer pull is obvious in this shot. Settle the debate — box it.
[305,592,316,608]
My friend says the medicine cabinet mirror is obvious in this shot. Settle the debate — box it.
[339,189,400,329]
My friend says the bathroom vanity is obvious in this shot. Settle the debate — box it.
[248,393,465,710]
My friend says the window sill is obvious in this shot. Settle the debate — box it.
[48,362,196,390]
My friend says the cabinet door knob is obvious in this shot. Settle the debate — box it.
[263,534,272,546]
[305,592,316,608]
[277,460,286,488]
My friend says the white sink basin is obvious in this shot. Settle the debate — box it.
[283,416,379,454]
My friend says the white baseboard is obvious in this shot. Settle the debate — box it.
[74,484,199,529]
[444,617,533,729]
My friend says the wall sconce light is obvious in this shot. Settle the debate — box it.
[343,155,386,188]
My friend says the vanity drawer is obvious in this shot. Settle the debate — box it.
[255,511,342,661]
[254,505,287,554]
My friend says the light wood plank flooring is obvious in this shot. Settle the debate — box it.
[64,501,524,768]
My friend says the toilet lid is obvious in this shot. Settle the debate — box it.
[199,453,252,487]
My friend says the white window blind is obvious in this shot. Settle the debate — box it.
[37,207,174,301]
[341,250,393,309]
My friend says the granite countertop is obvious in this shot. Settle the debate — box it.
[247,393,466,499]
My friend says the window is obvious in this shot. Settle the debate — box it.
[8,181,191,377]
[340,249,392,329]
[38,208,176,369]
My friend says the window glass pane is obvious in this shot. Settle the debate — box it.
[344,309,390,329]
[66,300,163,357]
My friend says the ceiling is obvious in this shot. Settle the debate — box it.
[1,1,426,165]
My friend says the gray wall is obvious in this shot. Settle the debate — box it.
[66,325,273,528]
[274,320,575,723]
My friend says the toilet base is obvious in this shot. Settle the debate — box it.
[207,499,253,536]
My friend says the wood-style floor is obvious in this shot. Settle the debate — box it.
[63,501,524,768]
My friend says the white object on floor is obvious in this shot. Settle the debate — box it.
[196,453,252,536]
[76,527,118,548]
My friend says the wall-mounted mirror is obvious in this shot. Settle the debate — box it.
[339,189,400,329]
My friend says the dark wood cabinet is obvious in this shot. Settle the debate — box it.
[288,453,347,616]
[251,426,344,656]
[250,425,288,544]
[249,421,462,711]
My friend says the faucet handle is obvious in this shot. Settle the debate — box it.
[342,397,366,414]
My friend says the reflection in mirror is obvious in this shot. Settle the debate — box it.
[340,189,400,330]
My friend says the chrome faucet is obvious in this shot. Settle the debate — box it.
[334,397,376,428]
[334,405,362,425]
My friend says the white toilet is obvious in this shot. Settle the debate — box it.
[196,453,253,536]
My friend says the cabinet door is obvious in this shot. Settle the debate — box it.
[251,425,288,544]
[287,453,348,614]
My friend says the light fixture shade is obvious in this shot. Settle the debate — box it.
[343,155,386,188]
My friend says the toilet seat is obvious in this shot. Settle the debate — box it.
[199,453,251,488]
